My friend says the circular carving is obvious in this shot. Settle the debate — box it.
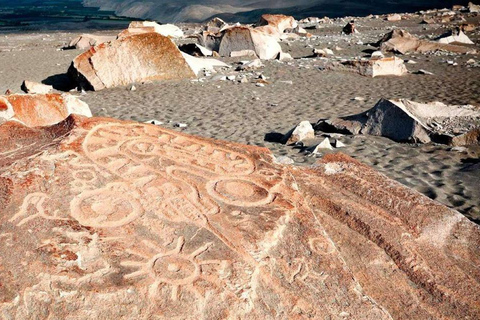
[309,237,335,255]
[207,178,273,207]
[70,183,143,228]
[151,256,199,285]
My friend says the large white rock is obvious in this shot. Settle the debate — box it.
[181,53,229,75]
[437,29,474,45]
[284,120,315,144]
[120,21,184,38]
[21,80,53,94]
[218,26,282,60]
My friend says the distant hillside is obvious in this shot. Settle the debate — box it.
[83,0,473,23]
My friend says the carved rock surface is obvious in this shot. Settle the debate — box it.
[69,33,196,91]
[0,116,479,319]
[0,93,91,127]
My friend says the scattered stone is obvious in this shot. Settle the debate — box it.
[145,119,163,125]
[335,140,346,148]
[284,120,315,144]
[417,69,434,75]
[174,122,188,128]
[313,138,333,152]
[274,155,295,164]
[69,33,196,91]
[0,93,91,127]
[237,59,264,71]
[21,80,53,94]
[343,21,356,35]
[386,14,402,22]
[129,84,136,91]
[277,52,293,61]
[64,34,115,50]
[371,51,385,59]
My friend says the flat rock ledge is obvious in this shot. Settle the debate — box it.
[0,115,479,319]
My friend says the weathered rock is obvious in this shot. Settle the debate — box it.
[436,29,474,45]
[317,98,480,145]
[218,26,282,60]
[378,29,476,54]
[343,21,356,35]
[205,17,229,33]
[180,53,229,75]
[236,59,264,71]
[21,80,53,94]
[65,34,116,50]
[386,14,402,21]
[120,21,184,38]
[1,115,480,319]
[0,93,91,127]
[68,33,196,91]
[256,14,297,37]
[341,57,408,77]
[284,120,315,144]
[469,2,480,12]
[313,137,333,152]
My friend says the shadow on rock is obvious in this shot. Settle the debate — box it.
[42,73,76,92]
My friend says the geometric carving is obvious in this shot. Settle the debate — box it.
[70,182,143,228]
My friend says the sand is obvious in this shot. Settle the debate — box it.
[0,15,479,222]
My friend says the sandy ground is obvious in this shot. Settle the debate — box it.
[0,15,479,222]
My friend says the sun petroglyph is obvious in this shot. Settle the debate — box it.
[121,236,224,301]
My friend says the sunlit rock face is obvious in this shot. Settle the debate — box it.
[68,33,196,91]
[1,114,479,319]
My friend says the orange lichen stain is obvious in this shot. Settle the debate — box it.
[0,100,8,111]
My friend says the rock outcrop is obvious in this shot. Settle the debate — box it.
[0,93,91,127]
[68,33,196,91]
[218,26,282,60]
[316,98,480,145]
[377,29,476,54]
[1,115,480,319]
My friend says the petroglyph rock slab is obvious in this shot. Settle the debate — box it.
[0,93,91,127]
[0,116,479,319]
[68,33,196,91]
